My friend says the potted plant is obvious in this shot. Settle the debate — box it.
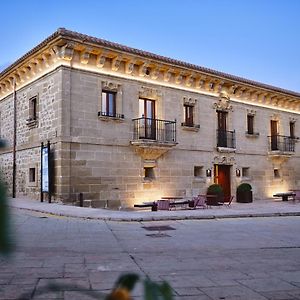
[206,184,224,204]
[236,183,253,203]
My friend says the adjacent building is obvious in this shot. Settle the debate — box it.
[0,28,299,208]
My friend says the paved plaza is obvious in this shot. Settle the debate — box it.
[1,207,300,299]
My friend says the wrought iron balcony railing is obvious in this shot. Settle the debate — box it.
[217,129,236,149]
[132,117,176,143]
[268,135,296,152]
[98,111,124,119]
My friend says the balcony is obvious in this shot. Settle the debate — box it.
[268,135,296,152]
[216,129,236,152]
[130,117,177,159]
[268,135,296,163]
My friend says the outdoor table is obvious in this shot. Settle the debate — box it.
[273,192,295,201]
[134,201,158,211]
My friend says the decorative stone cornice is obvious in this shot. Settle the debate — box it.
[213,92,233,111]
[1,28,300,115]
[139,86,162,100]
[102,81,119,92]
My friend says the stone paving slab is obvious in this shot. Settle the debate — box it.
[8,197,300,222]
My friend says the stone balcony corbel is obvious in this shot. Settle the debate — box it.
[80,47,92,64]
[151,65,161,80]
[214,81,225,93]
[125,59,136,74]
[185,74,195,87]
[33,58,44,72]
[96,53,107,68]
[175,72,184,84]
[139,62,150,77]
[205,79,216,91]
[59,42,75,61]
[195,76,206,89]
[164,68,173,82]
[41,54,51,68]
[112,55,123,72]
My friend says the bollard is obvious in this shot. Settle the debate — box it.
[79,193,83,207]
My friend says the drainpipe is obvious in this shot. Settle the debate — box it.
[12,78,17,198]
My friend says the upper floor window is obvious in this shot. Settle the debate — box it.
[29,96,37,121]
[290,121,295,138]
[184,104,194,127]
[247,114,254,134]
[26,96,38,128]
[101,91,116,117]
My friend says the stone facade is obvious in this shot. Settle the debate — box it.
[0,28,300,208]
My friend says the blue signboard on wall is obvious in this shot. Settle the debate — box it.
[41,141,51,202]
[41,146,49,192]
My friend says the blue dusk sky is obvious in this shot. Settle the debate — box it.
[0,0,299,92]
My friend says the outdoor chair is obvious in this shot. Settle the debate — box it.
[221,195,234,207]
[157,200,170,210]
[190,195,206,209]
[292,190,300,202]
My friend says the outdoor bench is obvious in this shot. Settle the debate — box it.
[273,192,295,201]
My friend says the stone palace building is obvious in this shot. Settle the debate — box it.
[0,28,299,208]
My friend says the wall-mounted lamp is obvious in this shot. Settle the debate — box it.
[206,169,212,177]
[236,168,241,177]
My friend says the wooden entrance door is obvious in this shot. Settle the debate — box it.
[214,164,231,197]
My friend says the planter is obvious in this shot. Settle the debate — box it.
[236,190,253,203]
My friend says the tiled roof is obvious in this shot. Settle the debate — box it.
[1,28,300,98]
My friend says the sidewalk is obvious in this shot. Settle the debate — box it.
[8,197,300,221]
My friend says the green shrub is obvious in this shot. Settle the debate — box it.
[207,184,223,196]
[237,183,252,192]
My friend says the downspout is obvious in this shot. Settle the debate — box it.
[12,78,17,198]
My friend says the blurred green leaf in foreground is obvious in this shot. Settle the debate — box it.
[0,139,14,255]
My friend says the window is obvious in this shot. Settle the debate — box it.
[194,166,203,177]
[247,115,254,134]
[29,96,37,121]
[184,105,194,127]
[144,167,155,180]
[29,168,36,183]
[242,167,250,178]
[290,122,295,138]
[101,91,116,117]
[274,169,280,178]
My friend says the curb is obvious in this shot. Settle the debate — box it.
[10,205,300,222]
